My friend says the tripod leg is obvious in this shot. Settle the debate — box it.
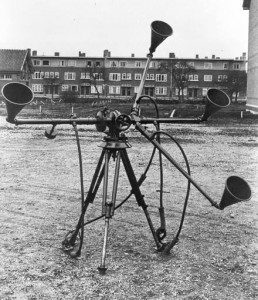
[120,149,162,250]
[98,151,121,274]
[62,150,107,253]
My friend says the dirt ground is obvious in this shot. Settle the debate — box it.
[0,112,257,300]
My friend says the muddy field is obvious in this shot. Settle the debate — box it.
[0,112,257,299]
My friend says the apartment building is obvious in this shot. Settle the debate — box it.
[28,50,247,101]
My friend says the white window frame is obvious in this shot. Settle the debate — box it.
[135,73,142,80]
[121,73,132,80]
[55,72,59,78]
[146,74,155,80]
[233,63,240,70]
[109,86,120,94]
[223,63,228,69]
[64,72,76,80]
[61,85,69,91]
[155,87,167,95]
[68,60,76,67]
[204,75,212,82]
[109,73,121,81]
[156,74,167,82]
[135,61,142,68]
[204,62,213,69]
[120,61,127,67]
[110,61,118,67]
[32,84,43,92]
[59,60,67,67]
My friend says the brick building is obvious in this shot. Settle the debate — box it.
[0,49,33,93]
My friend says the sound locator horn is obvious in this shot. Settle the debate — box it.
[149,20,173,54]
[219,176,252,210]
[1,82,34,124]
[201,88,230,121]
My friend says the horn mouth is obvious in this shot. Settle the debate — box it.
[2,82,34,106]
[151,20,173,37]
[225,176,252,202]
[207,88,230,108]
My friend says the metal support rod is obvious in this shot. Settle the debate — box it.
[135,122,220,209]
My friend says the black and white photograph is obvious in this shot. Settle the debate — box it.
[0,0,257,299]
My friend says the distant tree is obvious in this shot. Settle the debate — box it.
[217,71,247,103]
[81,62,106,100]
[159,60,196,101]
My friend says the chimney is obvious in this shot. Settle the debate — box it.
[235,57,239,60]
[54,52,60,56]
[169,52,175,58]
[212,54,215,59]
[195,54,199,59]
[131,53,135,57]
[205,56,208,59]
[104,49,111,57]
[32,50,37,56]
[79,51,86,57]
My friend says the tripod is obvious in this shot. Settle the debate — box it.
[62,127,163,274]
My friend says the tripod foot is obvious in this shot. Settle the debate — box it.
[98,266,107,275]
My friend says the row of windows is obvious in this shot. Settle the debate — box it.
[32,72,168,82]
[0,74,12,80]
[31,84,168,95]
[32,71,229,83]
[33,59,241,70]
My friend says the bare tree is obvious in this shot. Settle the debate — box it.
[216,70,247,103]
[159,60,196,101]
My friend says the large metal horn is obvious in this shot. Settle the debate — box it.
[149,20,173,54]
[1,82,34,124]
[219,176,252,210]
[201,88,230,121]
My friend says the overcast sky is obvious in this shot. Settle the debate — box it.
[1,0,249,59]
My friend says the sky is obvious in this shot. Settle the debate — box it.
[1,0,249,59]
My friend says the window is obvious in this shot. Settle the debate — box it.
[223,75,228,81]
[233,63,240,70]
[109,86,120,94]
[81,72,91,79]
[110,61,118,67]
[120,61,127,67]
[68,60,76,67]
[218,75,223,82]
[64,72,76,80]
[61,85,69,91]
[50,72,55,78]
[188,62,195,67]
[223,63,228,69]
[155,87,167,95]
[42,60,50,66]
[59,60,67,67]
[156,74,167,82]
[121,73,132,80]
[135,73,142,80]
[135,61,142,68]
[87,61,92,67]
[33,60,41,66]
[202,88,208,96]
[109,73,121,81]
[150,61,157,68]
[204,75,212,81]
[204,62,213,69]
[146,74,154,80]
[55,72,59,78]
[44,72,49,78]
[0,74,12,80]
[194,75,198,81]
[71,85,78,92]
[92,73,103,80]
[95,61,101,67]
[91,85,103,94]
[33,71,43,79]
[32,84,43,92]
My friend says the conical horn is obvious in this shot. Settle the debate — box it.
[219,176,252,210]
[201,88,230,121]
[149,20,173,54]
[1,82,34,123]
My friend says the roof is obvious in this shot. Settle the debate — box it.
[243,0,251,10]
[0,49,29,72]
